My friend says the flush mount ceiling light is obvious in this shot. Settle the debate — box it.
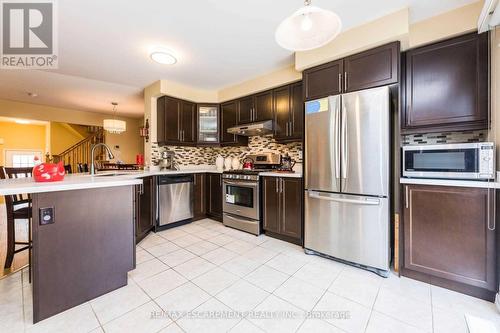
[150,48,177,65]
[103,102,126,134]
[275,0,342,52]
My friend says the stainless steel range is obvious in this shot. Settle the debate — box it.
[222,153,280,235]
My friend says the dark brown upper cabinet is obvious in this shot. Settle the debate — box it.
[253,90,274,122]
[402,33,489,133]
[237,91,273,124]
[402,184,496,301]
[273,85,291,141]
[303,42,400,101]
[180,100,196,144]
[344,42,399,92]
[273,82,303,142]
[238,96,254,124]
[262,177,303,245]
[303,60,343,101]
[157,96,180,144]
[220,100,248,146]
[156,96,196,146]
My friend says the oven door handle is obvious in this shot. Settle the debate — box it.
[223,180,259,187]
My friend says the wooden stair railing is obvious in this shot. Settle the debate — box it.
[52,128,106,173]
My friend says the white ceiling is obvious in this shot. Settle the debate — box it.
[0,0,478,117]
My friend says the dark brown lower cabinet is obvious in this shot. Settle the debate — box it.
[402,184,497,301]
[207,173,223,221]
[193,173,206,221]
[136,176,156,243]
[262,177,303,244]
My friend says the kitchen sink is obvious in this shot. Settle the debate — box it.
[92,172,132,177]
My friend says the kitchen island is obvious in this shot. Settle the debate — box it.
[0,174,142,323]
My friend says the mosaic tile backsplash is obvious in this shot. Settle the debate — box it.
[402,130,487,145]
[151,136,302,166]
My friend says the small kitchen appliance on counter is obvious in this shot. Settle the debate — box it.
[242,157,254,170]
[222,152,280,235]
[278,153,296,172]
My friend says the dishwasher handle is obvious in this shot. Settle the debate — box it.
[158,174,194,185]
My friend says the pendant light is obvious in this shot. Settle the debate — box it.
[275,0,342,52]
[103,102,126,134]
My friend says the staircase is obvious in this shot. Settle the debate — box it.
[52,128,106,173]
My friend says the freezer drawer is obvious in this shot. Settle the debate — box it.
[304,190,389,271]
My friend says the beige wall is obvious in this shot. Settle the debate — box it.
[159,80,218,103]
[106,119,144,164]
[50,122,85,155]
[218,66,302,102]
[408,1,483,48]
[0,99,144,164]
[0,121,47,166]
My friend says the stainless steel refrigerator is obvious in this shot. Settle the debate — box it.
[304,86,390,276]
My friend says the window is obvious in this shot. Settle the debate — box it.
[4,150,43,167]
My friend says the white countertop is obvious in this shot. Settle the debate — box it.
[0,173,144,196]
[0,165,305,196]
[0,167,224,196]
[259,172,303,178]
[400,177,500,189]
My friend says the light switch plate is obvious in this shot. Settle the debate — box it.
[39,207,55,225]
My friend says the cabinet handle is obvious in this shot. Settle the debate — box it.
[344,72,348,91]
[139,183,144,195]
[252,108,256,121]
[280,179,283,193]
[338,73,342,92]
[289,121,293,136]
[405,186,409,209]
[275,178,279,193]
[487,189,495,231]
[285,122,289,136]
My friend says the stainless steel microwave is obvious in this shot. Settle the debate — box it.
[403,142,495,180]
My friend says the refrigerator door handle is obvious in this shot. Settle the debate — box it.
[331,96,341,182]
[340,97,348,189]
[308,191,381,206]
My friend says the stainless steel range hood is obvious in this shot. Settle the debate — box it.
[227,120,273,136]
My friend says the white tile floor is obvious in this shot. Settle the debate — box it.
[1,218,499,333]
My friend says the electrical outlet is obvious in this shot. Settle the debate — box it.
[39,207,55,225]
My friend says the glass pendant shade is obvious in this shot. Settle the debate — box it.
[103,102,126,134]
[275,3,342,52]
[103,119,126,134]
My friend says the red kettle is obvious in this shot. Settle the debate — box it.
[242,157,254,170]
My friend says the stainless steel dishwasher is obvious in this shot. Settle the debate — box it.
[157,174,194,227]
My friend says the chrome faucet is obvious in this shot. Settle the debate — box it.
[90,143,115,175]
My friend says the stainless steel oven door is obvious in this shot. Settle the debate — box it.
[222,179,259,220]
